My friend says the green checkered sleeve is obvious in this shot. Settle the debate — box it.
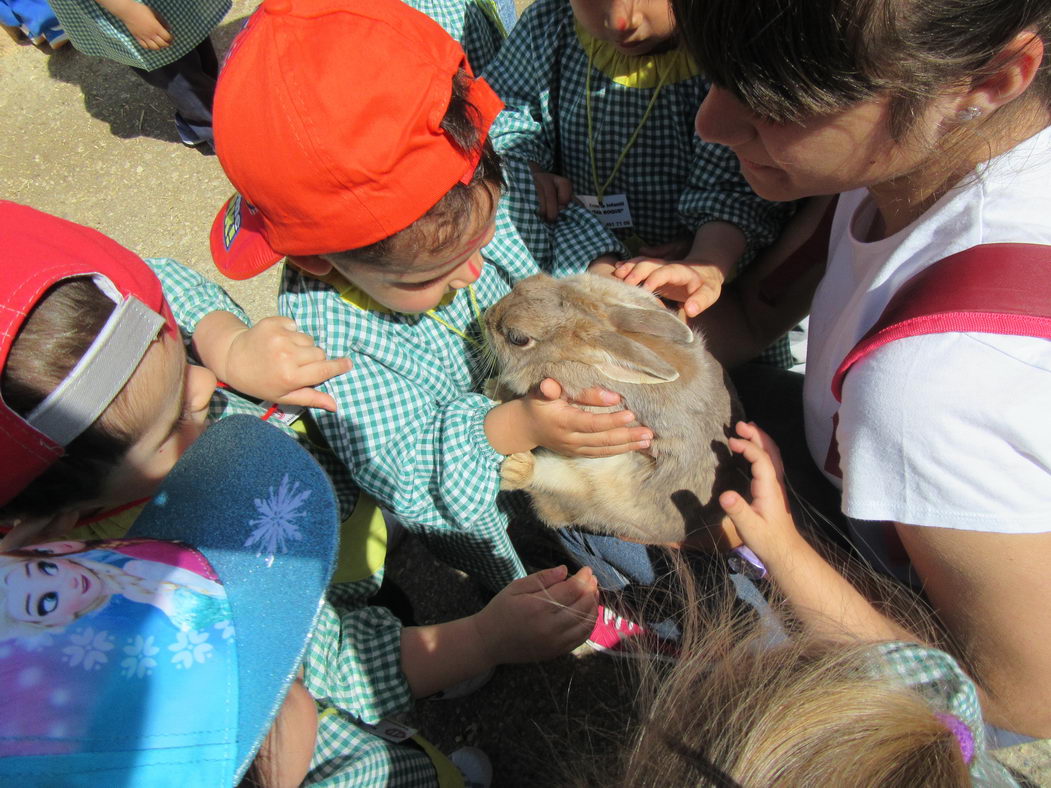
[874,642,1020,787]
[681,136,798,263]
[147,257,251,335]
[406,0,505,74]
[303,601,439,786]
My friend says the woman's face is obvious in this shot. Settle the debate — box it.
[96,332,216,506]
[694,85,956,203]
[3,556,104,627]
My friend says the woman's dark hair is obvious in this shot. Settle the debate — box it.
[672,0,1051,137]
[328,68,505,266]
[0,278,137,519]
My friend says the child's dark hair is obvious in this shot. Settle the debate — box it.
[325,68,505,266]
[0,278,137,519]
[671,0,1051,138]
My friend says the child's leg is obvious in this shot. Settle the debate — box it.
[130,36,220,146]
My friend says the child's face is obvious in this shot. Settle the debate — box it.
[571,0,677,56]
[3,555,103,627]
[96,332,216,507]
[322,208,497,315]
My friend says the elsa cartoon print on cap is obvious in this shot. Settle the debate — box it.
[0,416,339,786]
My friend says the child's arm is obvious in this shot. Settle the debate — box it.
[400,565,597,697]
[717,421,911,643]
[484,378,652,456]
[94,0,172,50]
[193,311,352,412]
[146,259,351,410]
[611,220,747,317]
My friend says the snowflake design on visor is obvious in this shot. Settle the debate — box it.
[244,474,311,566]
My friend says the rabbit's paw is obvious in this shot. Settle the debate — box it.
[500,452,535,490]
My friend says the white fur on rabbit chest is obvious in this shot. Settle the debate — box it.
[501,449,663,542]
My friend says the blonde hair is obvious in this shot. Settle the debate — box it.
[575,557,973,788]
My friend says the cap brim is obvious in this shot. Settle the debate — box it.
[128,415,339,781]
[210,194,284,281]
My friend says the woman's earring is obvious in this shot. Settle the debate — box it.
[955,106,983,122]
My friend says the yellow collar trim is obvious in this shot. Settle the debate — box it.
[319,271,457,313]
[574,21,697,88]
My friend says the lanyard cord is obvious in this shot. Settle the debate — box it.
[424,285,483,348]
[586,42,669,202]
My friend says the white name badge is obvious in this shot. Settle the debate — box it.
[357,716,418,743]
[577,193,633,230]
[259,401,305,426]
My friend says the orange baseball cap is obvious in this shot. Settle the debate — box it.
[210,0,505,280]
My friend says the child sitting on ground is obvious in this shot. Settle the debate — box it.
[0,202,598,786]
[481,0,796,365]
[209,0,650,623]
[47,0,230,150]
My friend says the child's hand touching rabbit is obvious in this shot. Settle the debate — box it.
[485,378,652,457]
[194,312,352,412]
[603,219,748,317]
[718,421,908,642]
[717,421,807,565]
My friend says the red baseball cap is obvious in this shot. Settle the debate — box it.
[210,0,505,280]
[0,201,177,508]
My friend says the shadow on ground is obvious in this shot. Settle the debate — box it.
[44,16,248,145]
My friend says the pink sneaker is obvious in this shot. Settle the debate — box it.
[585,604,677,658]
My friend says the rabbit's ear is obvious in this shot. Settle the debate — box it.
[593,333,680,384]
[610,305,695,345]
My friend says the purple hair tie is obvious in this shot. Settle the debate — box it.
[935,713,975,764]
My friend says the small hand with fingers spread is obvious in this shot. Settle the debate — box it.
[718,421,806,565]
[521,378,652,457]
[614,258,726,317]
[473,565,598,664]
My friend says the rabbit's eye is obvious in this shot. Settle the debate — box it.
[506,330,532,348]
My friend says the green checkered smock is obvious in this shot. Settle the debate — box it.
[406,0,507,74]
[48,0,230,69]
[875,642,1020,787]
[302,600,448,787]
[278,204,537,593]
[482,0,797,366]
[157,259,464,784]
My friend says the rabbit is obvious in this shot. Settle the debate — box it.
[484,271,748,547]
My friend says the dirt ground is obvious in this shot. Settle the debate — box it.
[2,2,1050,786]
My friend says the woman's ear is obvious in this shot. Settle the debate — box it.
[287,254,333,276]
[961,30,1046,115]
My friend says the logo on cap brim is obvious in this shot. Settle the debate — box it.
[210,193,284,281]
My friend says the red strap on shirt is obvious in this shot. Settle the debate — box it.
[824,242,1051,478]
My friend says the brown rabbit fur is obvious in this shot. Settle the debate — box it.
[484,272,748,546]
